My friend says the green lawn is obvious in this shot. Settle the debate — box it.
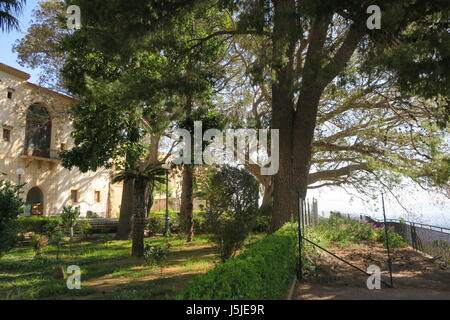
[0,234,263,300]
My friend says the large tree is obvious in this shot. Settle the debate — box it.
[13,0,66,91]
[222,37,449,210]
[211,0,450,231]
[19,1,450,234]
[61,0,450,232]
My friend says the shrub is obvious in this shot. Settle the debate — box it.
[317,215,407,248]
[18,216,61,235]
[252,214,271,233]
[317,215,378,244]
[18,211,91,240]
[179,224,297,300]
[31,234,49,256]
[60,205,81,239]
[147,211,207,235]
[0,178,24,258]
[48,228,65,260]
[377,227,407,248]
[205,166,260,261]
[143,243,168,268]
[75,220,92,237]
[148,215,165,235]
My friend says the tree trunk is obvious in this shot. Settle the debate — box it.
[145,182,155,216]
[116,179,134,240]
[131,179,148,257]
[269,0,297,233]
[180,165,194,242]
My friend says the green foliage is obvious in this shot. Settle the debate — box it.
[378,227,408,249]
[252,214,271,233]
[143,243,168,268]
[179,223,297,300]
[431,240,450,252]
[12,0,66,89]
[76,220,92,237]
[205,166,260,261]
[60,205,80,238]
[19,208,91,240]
[317,215,407,248]
[31,234,49,257]
[18,216,61,235]
[317,215,378,244]
[47,228,65,260]
[148,211,208,235]
[147,215,165,235]
[0,178,24,258]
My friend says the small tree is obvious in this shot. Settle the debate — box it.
[60,205,80,240]
[113,164,166,257]
[205,166,259,261]
[0,177,24,258]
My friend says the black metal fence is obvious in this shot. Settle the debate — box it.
[363,216,450,262]
[297,198,319,229]
[296,199,394,287]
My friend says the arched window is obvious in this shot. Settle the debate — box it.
[26,187,44,216]
[25,104,52,157]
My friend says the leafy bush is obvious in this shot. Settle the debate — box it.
[147,215,165,235]
[317,215,407,248]
[205,166,260,261]
[18,216,61,235]
[317,215,378,243]
[75,220,92,237]
[86,211,101,218]
[18,214,91,238]
[148,211,207,235]
[48,228,65,260]
[377,227,407,248]
[179,223,297,300]
[31,234,49,256]
[252,214,271,233]
[60,205,81,239]
[143,243,168,268]
[0,178,24,258]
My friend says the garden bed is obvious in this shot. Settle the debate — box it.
[0,234,262,300]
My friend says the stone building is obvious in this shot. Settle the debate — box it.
[0,62,122,217]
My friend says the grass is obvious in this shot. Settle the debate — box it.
[0,233,264,300]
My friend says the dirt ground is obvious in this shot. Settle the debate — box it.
[294,242,450,300]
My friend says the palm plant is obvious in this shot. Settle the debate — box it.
[0,0,26,33]
[114,163,166,257]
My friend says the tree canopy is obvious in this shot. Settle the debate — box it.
[14,0,450,233]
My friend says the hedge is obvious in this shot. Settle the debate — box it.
[178,223,298,300]
[18,216,94,236]
[17,216,61,234]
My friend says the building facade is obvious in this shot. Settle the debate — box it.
[0,63,122,217]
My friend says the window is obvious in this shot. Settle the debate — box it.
[95,191,101,203]
[2,128,11,142]
[71,190,78,203]
[60,143,67,151]
[25,104,52,157]
[7,90,13,99]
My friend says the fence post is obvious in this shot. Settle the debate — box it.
[381,193,394,288]
[298,195,304,281]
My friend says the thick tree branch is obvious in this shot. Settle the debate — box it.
[308,163,369,185]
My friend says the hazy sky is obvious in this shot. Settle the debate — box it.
[1,0,448,227]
